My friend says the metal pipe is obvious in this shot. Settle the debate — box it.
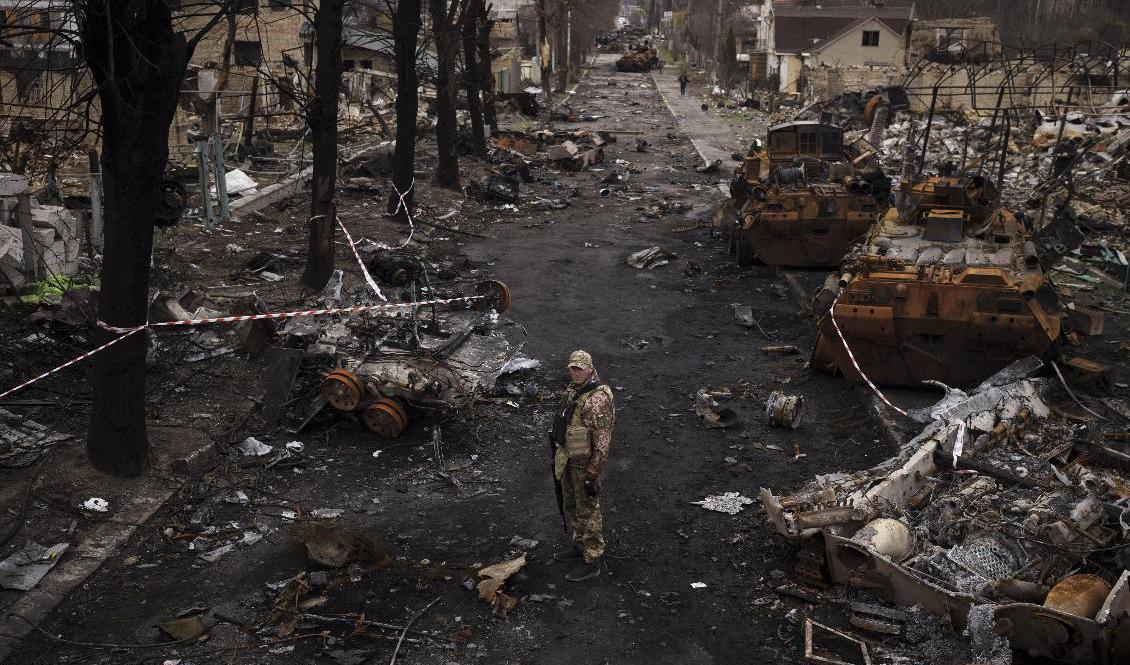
[977,79,1009,176]
[196,141,214,228]
[996,114,1011,194]
[211,134,231,224]
[1036,86,1075,229]
[917,81,940,175]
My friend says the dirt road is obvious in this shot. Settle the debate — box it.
[9,55,888,665]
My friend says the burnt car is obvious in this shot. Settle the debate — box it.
[718,121,890,267]
[811,175,1064,388]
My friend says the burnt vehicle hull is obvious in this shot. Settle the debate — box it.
[721,121,889,268]
[812,177,1062,388]
[730,186,880,268]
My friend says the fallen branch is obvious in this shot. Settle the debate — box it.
[390,597,440,665]
[411,217,488,239]
[1051,360,1109,422]
[299,613,446,641]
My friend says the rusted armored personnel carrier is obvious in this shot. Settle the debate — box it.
[720,121,890,267]
[616,45,657,72]
[811,175,1064,387]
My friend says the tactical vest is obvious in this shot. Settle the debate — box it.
[562,384,614,460]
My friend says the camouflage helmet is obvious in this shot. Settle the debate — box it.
[567,350,593,369]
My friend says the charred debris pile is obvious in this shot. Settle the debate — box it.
[806,87,1130,287]
[761,358,1130,665]
[720,85,1130,665]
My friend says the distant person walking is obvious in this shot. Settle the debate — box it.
[678,73,689,96]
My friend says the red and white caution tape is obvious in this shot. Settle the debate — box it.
[97,295,484,334]
[0,327,145,401]
[330,213,386,301]
[0,294,485,400]
[370,179,416,251]
[827,290,908,417]
[3,181,452,402]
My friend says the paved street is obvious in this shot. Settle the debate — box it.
[9,55,887,665]
[651,69,742,166]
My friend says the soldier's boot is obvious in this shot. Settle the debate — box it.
[552,546,584,562]
[565,562,601,582]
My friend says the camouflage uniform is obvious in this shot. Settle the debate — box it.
[554,370,615,564]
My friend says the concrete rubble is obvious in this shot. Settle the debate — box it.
[0,175,84,289]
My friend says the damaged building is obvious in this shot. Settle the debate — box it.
[744,0,913,96]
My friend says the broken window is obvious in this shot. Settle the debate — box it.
[819,128,842,155]
[14,70,42,102]
[938,27,964,53]
[234,0,257,15]
[268,0,294,7]
[234,41,263,67]
[862,30,879,47]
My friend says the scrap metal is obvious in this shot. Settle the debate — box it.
[761,358,1130,665]
[716,121,891,268]
[811,175,1065,388]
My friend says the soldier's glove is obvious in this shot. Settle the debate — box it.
[583,477,600,497]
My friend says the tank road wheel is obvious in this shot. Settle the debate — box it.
[811,331,840,376]
[323,369,364,412]
[362,398,409,439]
[473,279,512,314]
[734,231,756,267]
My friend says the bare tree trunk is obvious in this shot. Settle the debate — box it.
[462,1,486,157]
[476,0,498,134]
[82,1,191,476]
[429,0,461,189]
[302,0,344,290]
[388,0,422,217]
[555,19,567,93]
[537,0,551,110]
[241,74,259,156]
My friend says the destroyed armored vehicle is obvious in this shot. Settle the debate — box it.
[260,280,518,441]
[718,121,890,267]
[812,175,1064,387]
[615,46,658,72]
[320,281,514,438]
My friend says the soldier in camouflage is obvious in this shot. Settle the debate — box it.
[550,350,615,582]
